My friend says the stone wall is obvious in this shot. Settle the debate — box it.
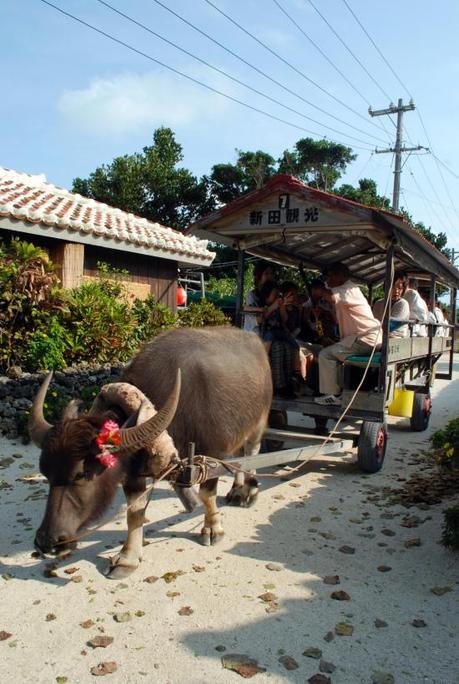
[0,363,125,440]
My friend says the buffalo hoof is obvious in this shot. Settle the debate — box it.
[106,551,140,579]
[226,477,259,507]
[200,528,224,546]
[106,562,139,580]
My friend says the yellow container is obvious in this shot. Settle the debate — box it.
[388,388,415,417]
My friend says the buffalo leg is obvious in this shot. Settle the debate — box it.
[226,426,264,507]
[107,475,147,579]
[199,477,224,546]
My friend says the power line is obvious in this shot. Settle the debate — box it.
[350,152,373,185]
[415,111,459,227]
[305,0,394,104]
[406,165,443,234]
[38,0,374,151]
[413,153,458,238]
[272,0,395,145]
[95,0,381,148]
[150,0,388,143]
[202,0,389,136]
[272,0,372,108]
[339,0,459,235]
[340,0,412,98]
[431,154,459,181]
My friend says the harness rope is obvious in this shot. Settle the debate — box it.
[53,268,394,549]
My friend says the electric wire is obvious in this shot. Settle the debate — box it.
[38,0,374,151]
[151,0,389,142]
[272,0,371,108]
[431,154,459,182]
[271,0,394,145]
[383,153,394,200]
[406,165,444,236]
[202,0,390,135]
[339,0,459,239]
[94,0,382,147]
[413,154,458,239]
[350,152,373,185]
[340,0,413,98]
[305,0,394,104]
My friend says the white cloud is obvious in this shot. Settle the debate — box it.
[57,68,232,136]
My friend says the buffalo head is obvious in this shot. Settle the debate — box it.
[29,370,181,556]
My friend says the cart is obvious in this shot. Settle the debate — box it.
[188,175,459,475]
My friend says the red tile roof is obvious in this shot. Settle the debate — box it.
[0,167,214,265]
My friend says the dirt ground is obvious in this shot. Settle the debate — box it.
[0,357,458,684]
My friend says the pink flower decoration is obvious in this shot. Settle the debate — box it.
[95,420,121,469]
[96,450,118,469]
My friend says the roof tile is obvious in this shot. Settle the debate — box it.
[0,167,214,264]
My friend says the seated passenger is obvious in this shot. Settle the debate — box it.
[302,278,338,349]
[421,294,447,337]
[259,282,307,398]
[372,273,410,338]
[403,278,428,336]
[314,262,382,406]
[243,262,275,334]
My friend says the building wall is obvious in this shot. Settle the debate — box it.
[84,245,177,310]
[0,229,178,310]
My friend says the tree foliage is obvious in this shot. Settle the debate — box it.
[72,126,450,268]
[72,127,213,230]
[207,149,276,204]
[278,138,356,191]
[336,177,391,210]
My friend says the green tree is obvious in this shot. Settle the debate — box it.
[336,178,391,209]
[207,149,276,204]
[278,137,356,191]
[72,127,213,230]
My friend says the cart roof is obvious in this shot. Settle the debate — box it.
[188,175,459,288]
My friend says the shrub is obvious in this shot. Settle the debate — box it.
[24,317,70,371]
[178,299,231,327]
[441,505,459,550]
[430,417,459,470]
[64,277,137,364]
[0,238,65,372]
[132,295,179,342]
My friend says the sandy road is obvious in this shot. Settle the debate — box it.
[0,357,458,684]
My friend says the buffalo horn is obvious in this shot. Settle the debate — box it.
[28,371,54,446]
[118,369,181,451]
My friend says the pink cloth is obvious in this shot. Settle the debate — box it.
[331,280,382,347]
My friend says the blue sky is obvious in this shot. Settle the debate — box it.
[2,0,459,251]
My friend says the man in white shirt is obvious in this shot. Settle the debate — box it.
[314,263,382,406]
[403,278,428,336]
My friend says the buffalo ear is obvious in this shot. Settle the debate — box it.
[121,408,141,429]
[61,399,83,421]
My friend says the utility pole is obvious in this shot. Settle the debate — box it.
[369,98,427,212]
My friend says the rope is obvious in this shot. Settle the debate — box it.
[203,264,395,481]
[53,461,179,548]
[53,274,395,550]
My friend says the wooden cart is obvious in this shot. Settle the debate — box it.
[189,175,459,474]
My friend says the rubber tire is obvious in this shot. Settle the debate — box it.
[410,393,432,432]
[314,415,329,436]
[265,409,288,452]
[357,421,387,473]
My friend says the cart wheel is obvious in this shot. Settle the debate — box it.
[410,393,432,432]
[264,410,288,451]
[357,421,387,473]
[314,416,329,436]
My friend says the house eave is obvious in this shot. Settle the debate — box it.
[0,216,215,268]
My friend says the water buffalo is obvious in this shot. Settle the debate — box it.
[29,326,272,578]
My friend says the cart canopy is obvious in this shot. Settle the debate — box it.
[188,175,459,288]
